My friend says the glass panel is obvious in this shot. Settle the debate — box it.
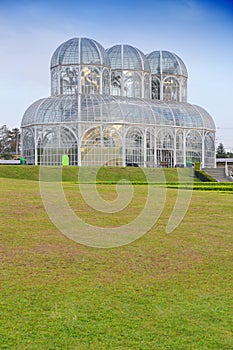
[151,77,160,100]
[81,67,100,94]
[146,129,155,167]
[123,71,141,98]
[204,133,215,167]
[157,129,174,149]
[174,53,188,77]
[23,129,35,164]
[22,98,45,126]
[102,69,110,95]
[111,71,122,96]
[156,128,174,167]
[81,38,100,65]
[107,45,122,69]
[176,130,184,165]
[162,51,180,75]
[125,127,144,166]
[193,105,216,129]
[144,74,150,99]
[60,39,80,65]
[181,79,187,102]
[186,130,202,164]
[163,77,179,101]
[147,51,160,75]
[51,67,60,96]
[60,67,78,95]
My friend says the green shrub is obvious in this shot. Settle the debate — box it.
[0,153,14,160]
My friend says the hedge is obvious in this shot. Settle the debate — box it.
[194,169,217,182]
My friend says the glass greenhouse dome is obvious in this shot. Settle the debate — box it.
[107,44,151,99]
[147,51,188,102]
[50,37,111,96]
[21,37,216,168]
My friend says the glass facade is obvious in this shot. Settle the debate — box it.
[21,37,216,168]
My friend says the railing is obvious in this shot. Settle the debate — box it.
[225,161,233,181]
[0,160,20,165]
[225,162,229,176]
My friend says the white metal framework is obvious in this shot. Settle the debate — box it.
[147,51,188,102]
[21,37,216,168]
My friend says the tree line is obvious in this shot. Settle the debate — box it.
[216,143,233,158]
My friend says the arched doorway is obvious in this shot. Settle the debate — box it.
[81,126,122,166]
[156,128,174,167]
[37,126,78,166]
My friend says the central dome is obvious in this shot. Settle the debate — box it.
[107,44,150,72]
[50,37,111,68]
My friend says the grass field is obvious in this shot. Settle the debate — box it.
[0,165,198,183]
[1,166,233,349]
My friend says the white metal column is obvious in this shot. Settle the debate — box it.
[34,127,38,165]
[77,94,82,166]
[143,129,146,167]
[173,129,177,167]
[154,129,157,167]
[179,81,182,102]
[122,126,126,167]
[214,134,217,168]
[183,129,186,167]
[142,73,144,98]
[201,131,205,168]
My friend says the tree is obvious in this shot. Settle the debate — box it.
[10,128,20,156]
[226,151,233,158]
[216,142,226,158]
[0,125,20,159]
[0,125,9,155]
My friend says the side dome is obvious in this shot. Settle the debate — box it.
[50,37,111,68]
[21,96,80,126]
[147,50,188,77]
[107,44,150,72]
[21,98,47,126]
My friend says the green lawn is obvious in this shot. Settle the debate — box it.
[0,165,198,183]
[1,170,233,349]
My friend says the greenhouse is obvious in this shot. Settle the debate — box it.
[21,37,216,168]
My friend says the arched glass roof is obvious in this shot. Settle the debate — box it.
[192,104,216,130]
[22,95,215,130]
[107,45,150,72]
[147,50,188,77]
[50,37,111,68]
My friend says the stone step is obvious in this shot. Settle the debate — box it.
[202,168,233,182]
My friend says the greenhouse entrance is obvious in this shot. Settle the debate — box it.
[37,127,78,166]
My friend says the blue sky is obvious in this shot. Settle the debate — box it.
[0,0,233,148]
